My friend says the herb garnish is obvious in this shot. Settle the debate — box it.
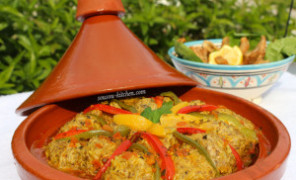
[141,101,173,123]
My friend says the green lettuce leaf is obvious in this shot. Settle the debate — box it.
[281,37,296,56]
[265,37,296,61]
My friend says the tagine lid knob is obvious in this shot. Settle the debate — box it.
[76,0,125,21]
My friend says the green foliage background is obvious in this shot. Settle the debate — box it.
[0,0,295,94]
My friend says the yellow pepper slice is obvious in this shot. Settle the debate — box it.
[147,123,166,138]
[114,114,152,131]
[171,101,189,114]
[160,114,203,128]
[197,122,216,131]
[114,114,166,137]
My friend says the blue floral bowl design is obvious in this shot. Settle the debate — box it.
[168,39,295,100]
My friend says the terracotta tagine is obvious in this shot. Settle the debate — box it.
[16,0,196,115]
[12,0,290,180]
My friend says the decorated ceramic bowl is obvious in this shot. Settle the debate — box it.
[168,39,295,101]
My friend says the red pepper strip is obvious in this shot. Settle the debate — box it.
[142,132,175,180]
[228,143,244,171]
[93,132,141,180]
[93,140,132,179]
[176,127,206,134]
[54,128,88,140]
[153,96,164,108]
[83,104,132,114]
[257,131,271,159]
[177,104,218,114]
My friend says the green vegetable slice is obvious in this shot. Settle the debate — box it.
[160,91,180,105]
[129,143,149,153]
[112,99,138,113]
[113,125,131,137]
[154,162,161,180]
[175,41,202,62]
[173,131,220,176]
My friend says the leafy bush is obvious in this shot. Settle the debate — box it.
[0,0,80,94]
[0,0,295,94]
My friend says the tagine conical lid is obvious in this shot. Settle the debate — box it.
[16,0,197,115]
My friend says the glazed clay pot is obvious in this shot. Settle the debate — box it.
[12,87,290,180]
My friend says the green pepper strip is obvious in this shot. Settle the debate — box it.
[85,114,107,126]
[113,125,131,137]
[173,131,220,176]
[112,99,138,113]
[129,143,161,180]
[174,41,202,62]
[97,116,107,126]
[57,130,112,141]
[218,114,257,141]
[160,91,180,105]
[190,112,257,141]
[154,162,161,180]
[129,143,163,179]
[129,143,149,153]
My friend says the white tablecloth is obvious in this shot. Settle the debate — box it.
[1,72,296,180]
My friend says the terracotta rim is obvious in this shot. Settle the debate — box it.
[12,88,291,180]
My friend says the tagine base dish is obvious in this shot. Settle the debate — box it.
[12,87,290,180]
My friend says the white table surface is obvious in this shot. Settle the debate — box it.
[1,72,296,180]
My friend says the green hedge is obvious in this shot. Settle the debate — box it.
[0,0,295,94]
